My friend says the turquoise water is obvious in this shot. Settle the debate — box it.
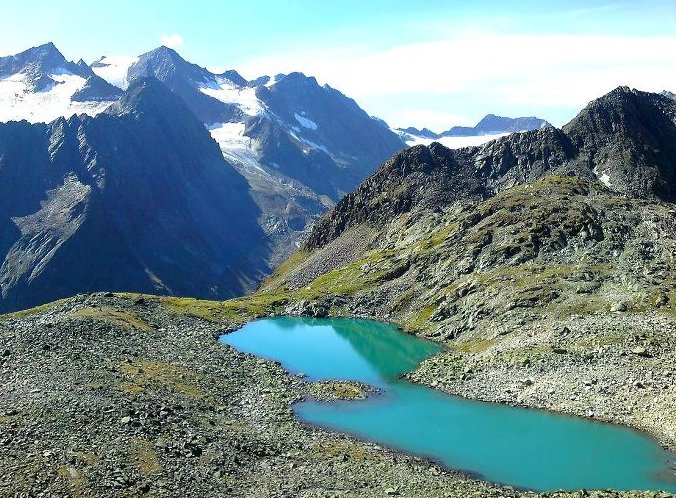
[220,317,676,492]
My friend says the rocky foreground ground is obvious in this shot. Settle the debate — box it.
[0,293,674,497]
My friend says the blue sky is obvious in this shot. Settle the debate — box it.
[1,0,675,129]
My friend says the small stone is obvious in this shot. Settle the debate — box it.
[632,346,650,358]
[610,302,627,312]
[385,488,399,496]
[120,416,132,424]
[655,294,669,307]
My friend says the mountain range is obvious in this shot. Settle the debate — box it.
[3,43,671,317]
[396,114,551,147]
[0,42,405,311]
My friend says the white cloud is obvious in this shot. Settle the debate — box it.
[233,33,676,128]
[160,34,184,49]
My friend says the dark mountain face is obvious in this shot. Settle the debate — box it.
[563,87,676,202]
[0,78,266,313]
[441,114,551,137]
[255,72,405,180]
[243,115,350,199]
[307,87,676,249]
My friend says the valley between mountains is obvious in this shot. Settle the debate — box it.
[0,42,675,497]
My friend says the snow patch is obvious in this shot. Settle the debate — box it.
[207,122,265,173]
[199,78,265,116]
[593,167,612,188]
[91,56,138,89]
[265,75,280,87]
[294,113,318,130]
[401,132,510,149]
[299,137,331,156]
[0,72,113,124]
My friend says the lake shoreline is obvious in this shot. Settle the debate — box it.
[274,306,676,454]
[1,292,674,497]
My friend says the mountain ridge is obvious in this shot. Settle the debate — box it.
[114,45,405,265]
[315,86,675,249]
[396,113,551,144]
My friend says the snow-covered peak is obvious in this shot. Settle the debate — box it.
[2,43,99,81]
[0,44,123,124]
